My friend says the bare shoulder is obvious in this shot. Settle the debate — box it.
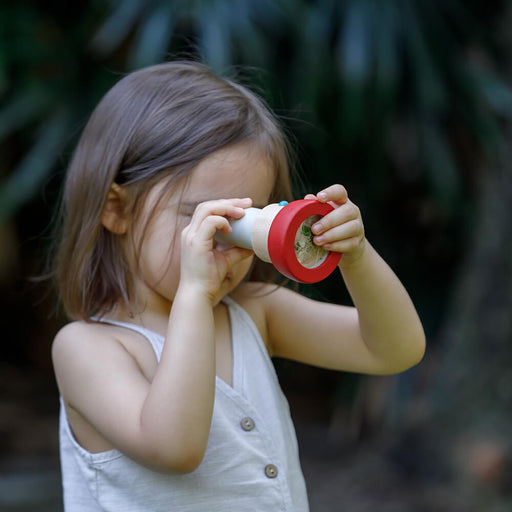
[52,320,107,363]
[53,322,112,382]
[52,320,157,398]
[229,282,299,354]
[230,281,276,314]
[230,281,308,317]
[52,320,124,360]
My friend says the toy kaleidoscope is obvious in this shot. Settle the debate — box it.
[215,199,341,283]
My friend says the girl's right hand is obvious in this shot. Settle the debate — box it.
[179,198,254,302]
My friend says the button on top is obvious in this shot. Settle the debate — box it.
[265,464,278,478]
[240,417,255,431]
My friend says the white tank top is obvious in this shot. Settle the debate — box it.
[59,296,309,511]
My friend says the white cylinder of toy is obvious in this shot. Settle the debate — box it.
[214,207,262,250]
[214,204,284,262]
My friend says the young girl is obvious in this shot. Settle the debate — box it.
[51,61,425,511]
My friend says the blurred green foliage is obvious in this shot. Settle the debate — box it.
[2,0,510,329]
[2,3,512,503]
[1,0,512,442]
[2,0,510,215]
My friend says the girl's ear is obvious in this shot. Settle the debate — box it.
[101,183,129,234]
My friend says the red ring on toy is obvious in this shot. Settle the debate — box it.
[267,199,342,283]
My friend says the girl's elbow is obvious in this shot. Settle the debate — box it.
[144,441,207,474]
[378,331,426,375]
[396,331,426,373]
[175,447,206,474]
[411,328,427,365]
[416,335,427,365]
[167,453,204,474]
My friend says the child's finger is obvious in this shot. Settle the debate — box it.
[181,217,224,252]
[316,184,348,206]
[187,198,251,232]
[198,215,233,238]
[311,201,361,235]
[319,234,364,254]
[313,219,362,248]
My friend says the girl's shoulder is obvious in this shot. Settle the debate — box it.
[228,282,271,349]
[54,318,110,338]
[229,281,303,310]
[229,281,279,314]
[228,281,296,355]
[53,319,131,354]
[52,320,112,360]
[53,318,158,348]
[52,319,159,385]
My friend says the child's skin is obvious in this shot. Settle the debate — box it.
[52,142,425,474]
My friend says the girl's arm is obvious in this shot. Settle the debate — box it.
[53,199,253,474]
[260,185,425,375]
[52,295,217,473]
[137,198,253,471]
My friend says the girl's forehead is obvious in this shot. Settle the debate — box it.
[183,144,275,205]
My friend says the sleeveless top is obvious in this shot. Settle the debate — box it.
[58,296,309,511]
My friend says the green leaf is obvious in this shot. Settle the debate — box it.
[402,3,447,113]
[290,2,332,108]
[474,69,512,118]
[337,0,373,86]
[0,108,70,220]
[90,0,146,56]
[198,1,231,73]
[373,2,399,102]
[420,121,460,207]
[128,2,176,69]
[0,47,7,96]
[0,87,53,140]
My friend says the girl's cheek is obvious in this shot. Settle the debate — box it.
[237,255,255,281]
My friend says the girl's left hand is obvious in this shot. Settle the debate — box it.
[305,184,366,267]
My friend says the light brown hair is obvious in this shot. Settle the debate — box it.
[53,61,294,320]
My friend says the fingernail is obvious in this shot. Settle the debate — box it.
[318,192,327,200]
[312,223,322,233]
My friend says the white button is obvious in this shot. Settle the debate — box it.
[265,464,278,478]
[240,417,255,431]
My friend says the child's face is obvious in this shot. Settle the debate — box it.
[133,142,275,311]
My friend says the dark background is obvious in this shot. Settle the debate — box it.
[1,1,512,510]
